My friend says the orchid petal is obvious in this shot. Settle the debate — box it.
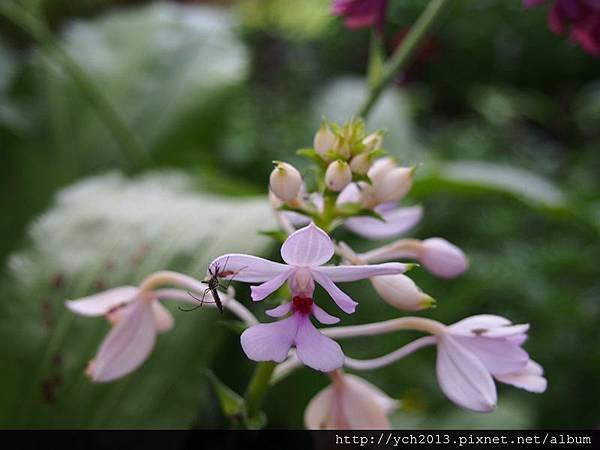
[295,316,344,372]
[240,315,299,363]
[304,385,335,429]
[311,270,358,314]
[340,376,395,429]
[90,300,156,383]
[280,223,334,266]
[151,302,174,332]
[65,287,139,316]
[495,360,547,393]
[449,315,512,333]
[250,269,293,301]
[345,206,423,240]
[436,335,497,412]
[265,302,293,318]
[419,238,468,279]
[344,374,399,414]
[454,336,529,375]
[337,182,361,204]
[209,254,289,283]
[312,304,340,325]
[315,262,407,282]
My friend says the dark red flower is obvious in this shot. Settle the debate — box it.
[332,0,389,32]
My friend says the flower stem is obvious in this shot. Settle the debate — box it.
[0,1,149,169]
[356,0,450,119]
[244,361,276,427]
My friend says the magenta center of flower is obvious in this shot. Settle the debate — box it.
[292,296,313,315]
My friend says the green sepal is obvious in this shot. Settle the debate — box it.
[336,202,385,221]
[296,148,328,168]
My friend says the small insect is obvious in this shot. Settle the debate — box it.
[180,257,244,314]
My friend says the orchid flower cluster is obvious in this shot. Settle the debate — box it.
[66,119,546,429]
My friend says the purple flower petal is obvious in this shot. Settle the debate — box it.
[315,262,407,282]
[240,315,299,363]
[436,335,497,412]
[250,269,293,301]
[453,336,530,376]
[280,223,334,267]
[210,254,289,283]
[345,205,423,240]
[494,360,547,393]
[90,300,157,383]
[295,316,345,372]
[312,304,340,324]
[65,287,139,316]
[265,302,293,318]
[311,270,358,314]
[151,302,174,332]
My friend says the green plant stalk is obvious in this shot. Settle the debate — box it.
[356,0,450,119]
[243,361,276,426]
[0,1,149,169]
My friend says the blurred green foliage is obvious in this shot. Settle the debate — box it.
[0,0,599,429]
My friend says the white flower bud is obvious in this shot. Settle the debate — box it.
[371,274,435,311]
[314,124,336,160]
[418,238,468,279]
[269,161,302,202]
[375,166,415,204]
[349,153,372,175]
[333,137,352,160]
[325,160,352,192]
[362,132,383,152]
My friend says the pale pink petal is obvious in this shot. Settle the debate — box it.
[436,335,497,412]
[65,287,139,316]
[311,270,358,314]
[151,302,174,332]
[265,302,292,318]
[315,262,407,282]
[295,316,345,372]
[453,336,529,375]
[419,238,468,278]
[304,385,335,429]
[312,304,340,324]
[344,374,399,414]
[210,254,289,283]
[449,314,512,333]
[341,375,396,429]
[337,182,361,204]
[495,360,547,393]
[345,206,423,240]
[250,269,293,301]
[280,223,334,267]
[90,300,157,382]
[240,315,299,363]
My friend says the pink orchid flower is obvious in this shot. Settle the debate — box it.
[66,287,174,382]
[332,0,390,32]
[436,315,547,412]
[210,223,407,314]
[241,295,344,372]
[304,372,398,429]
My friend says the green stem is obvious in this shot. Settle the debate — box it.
[0,1,149,169]
[356,0,450,119]
[244,361,276,426]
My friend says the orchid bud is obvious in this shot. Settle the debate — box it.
[269,161,302,202]
[375,166,415,204]
[304,372,398,429]
[349,153,372,175]
[314,124,336,160]
[371,274,435,311]
[418,238,468,278]
[325,160,352,192]
[333,137,352,160]
[362,132,383,152]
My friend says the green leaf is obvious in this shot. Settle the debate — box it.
[336,202,385,221]
[0,171,275,427]
[205,370,245,418]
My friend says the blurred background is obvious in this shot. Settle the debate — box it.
[0,0,599,429]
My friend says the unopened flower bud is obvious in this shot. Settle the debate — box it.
[314,124,336,160]
[371,274,435,311]
[325,160,352,192]
[376,166,415,204]
[269,161,302,202]
[334,137,352,160]
[349,153,372,175]
[362,132,383,152]
[418,238,468,278]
